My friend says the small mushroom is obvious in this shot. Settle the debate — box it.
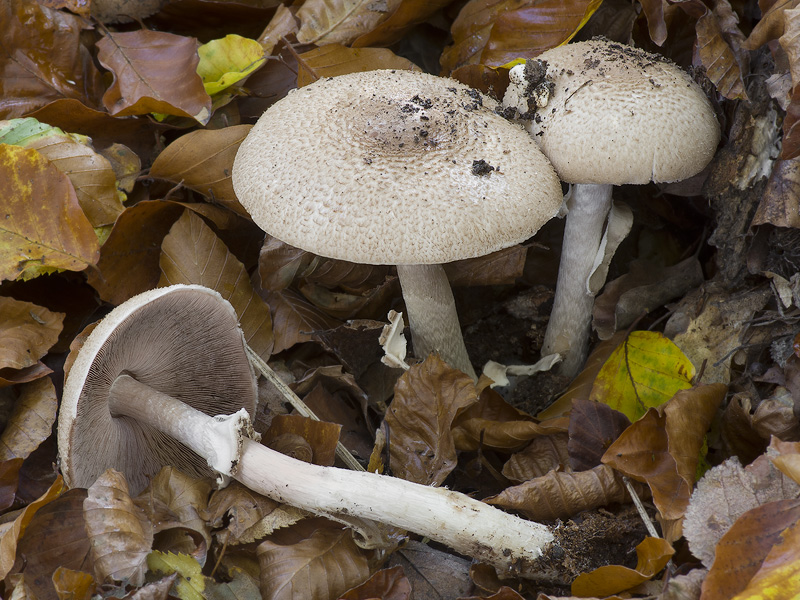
[504,39,720,377]
[58,284,554,574]
[232,69,563,379]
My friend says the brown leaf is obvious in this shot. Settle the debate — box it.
[602,384,726,522]
[0,145,100,281]
[0,362,52,388]
[592,257,704,340]
[720,393,769,465]
[385,355,477,485]
[744,0,800,50]
[0,458,23,512]
[24,133,125,229]
[443,245,527,287]
[387,541,472,598]
[53,567,96,600]
[452,387,557,452]
[338,565,410,600]
[149,125,252,216]
[486,463,643,521]
[0,0,103,118]
[752,387,800,441]
[260,288,342,354]
[258,236,311,292]
[264,414,341,467]
[441,0,601,73]
[83,469,153,586]
[701,499,800,600]
[733,518,800,599]
[296,44,421,87]
[0,476,65,581]
[0,297,63,371]
[353,0,453,47]
[753,158,800,226]
[567,399,631,471]
[770,438,800,484]
[257,5,300,55]
[257,519,372,600]
[693,0,748,100]
[572,537,674,597]
[159,209,274,360]
[501,433,571,483]
[638,0,667,45]
[87,200,184,305]
[296,0,401,45]
[782,86,800,160]
[0,377,58,461]
[683,454,800,568]
[9,489,92,600]
[97,30,211,123]
[26,99,163,165]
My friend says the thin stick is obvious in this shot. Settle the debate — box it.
[245,345,364,472]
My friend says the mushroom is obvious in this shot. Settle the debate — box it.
[503,39,720,377]
[232,69,563,380]
[58,284,554,574]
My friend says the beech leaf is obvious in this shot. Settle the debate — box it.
[159,210,274,361]
[0,377,58,460]
[0,297,64,371]
[260,288,342,354]
[197,35,266,96]
[97,30,212,124]
[83,469,153,586]
[385,355,477,486]
[589,331,695,422]
[0,144,99,281]
[149,125,252,216]
[731,519,800,600]
[296,44,421,87]
[296,0,400,45]
[147,551,206,600]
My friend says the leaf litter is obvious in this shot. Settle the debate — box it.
[1,0,799,598]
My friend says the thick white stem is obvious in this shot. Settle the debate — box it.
[396,264,477,380]
[541,183,613,378]
[109,374,553,575]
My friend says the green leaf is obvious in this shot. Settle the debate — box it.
[147,551,206,600]
[197,34,266,96]
[589,331,695,421]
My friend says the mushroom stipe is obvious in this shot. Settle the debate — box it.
[58,284,555,576]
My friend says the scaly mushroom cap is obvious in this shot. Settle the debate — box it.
[232,69,562,265]
[58,285,257,493]
[505,39,721,185]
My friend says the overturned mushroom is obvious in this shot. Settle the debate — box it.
[232,69,562,379]
[58,284,554,574]
[504,39,720,377]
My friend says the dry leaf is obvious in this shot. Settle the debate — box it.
[567,399,630,471]
[0,145,99,281]
[502,433,571,482]
[97,30,211,123]
[257,5,299,55]
[52,567,96,600]
[83,469,153,586]
[683,455,800,568]
[257,519,371,600]
[443,245,527,287]
[296,0,400,45]
[159,209,274,360]
[260,288,342,354]
[486,463,642,521]
[296,44,420,87]
[730,518,800,600]
[0,377,58,461]
[149,125,252,216]
[353,0,453,47]
[385,355,477,486]
[338,565,411,600]
[0,297,64,371]
[770,438,800,484]
[387,540,472,599]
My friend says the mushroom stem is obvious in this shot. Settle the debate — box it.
[541,183,613,378]
[108,373,553,574]
[396,264,477,379]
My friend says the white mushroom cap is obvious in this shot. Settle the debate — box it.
[505,39,721,185]
[58,285,257,494]
[232,69,562,265]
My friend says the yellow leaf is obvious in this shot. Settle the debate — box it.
[197,34,266,97]
[589,331,695,421]
[572,537,674,597]
[147,551,206,600]
[731,519,800,600]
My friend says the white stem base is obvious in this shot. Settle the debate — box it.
[396,264,477,380]
[541,184,613,378]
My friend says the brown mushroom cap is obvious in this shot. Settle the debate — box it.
[58,285,257,494]
[232,69,562,265]
[507,39,720,185]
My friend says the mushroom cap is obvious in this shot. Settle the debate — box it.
[58,284,257,494]
[232,69,562,265]
[504,39,721,185]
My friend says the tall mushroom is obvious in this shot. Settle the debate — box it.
[58,284,554,574]
[503,39,720,377]
[232,69,563,379]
